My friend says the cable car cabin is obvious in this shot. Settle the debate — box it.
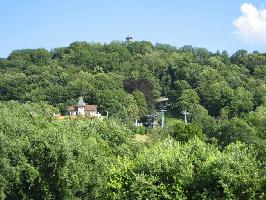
[141,113,158,128]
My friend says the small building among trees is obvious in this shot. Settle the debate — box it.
[68,97,102,118]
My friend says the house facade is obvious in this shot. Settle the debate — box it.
[68,97,101,118]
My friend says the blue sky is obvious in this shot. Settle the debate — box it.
[1,0,266,57]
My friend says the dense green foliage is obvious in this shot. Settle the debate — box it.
[0,41,265,199]
[0,102,265,199]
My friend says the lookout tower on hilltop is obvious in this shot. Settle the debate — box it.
[126,35,133,43]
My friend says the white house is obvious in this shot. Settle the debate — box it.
[68,97,102,118]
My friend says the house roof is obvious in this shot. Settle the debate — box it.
[84,105,97,111]
[68,105,97,111]
[68,97,97,112]
[68,106,75,111]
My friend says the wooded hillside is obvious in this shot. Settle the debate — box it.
[0,41,265,199]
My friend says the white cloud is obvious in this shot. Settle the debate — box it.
[233,3,266,44]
